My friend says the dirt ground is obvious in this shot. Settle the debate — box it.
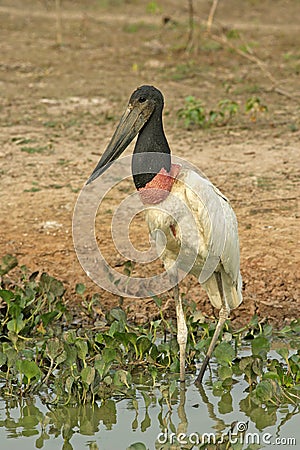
[0,0,299,328]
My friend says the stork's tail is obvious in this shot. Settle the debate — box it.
[203,270,242,310]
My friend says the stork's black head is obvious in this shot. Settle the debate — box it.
[131,87,171,189]
[87,85,170,186]
[129,85,164,112]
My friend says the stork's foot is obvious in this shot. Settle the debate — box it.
[173,283,188,383]
[177,316,187,382]
[195,355,210,385]
[179,344,186,382]
[195,304,230,385]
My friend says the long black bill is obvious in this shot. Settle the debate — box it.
[86,104,153,185]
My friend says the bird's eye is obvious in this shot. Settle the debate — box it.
[139,97,146,103]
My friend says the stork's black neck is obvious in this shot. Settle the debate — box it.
[131,105,171,190]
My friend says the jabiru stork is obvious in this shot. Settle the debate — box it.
[87,85,242,384]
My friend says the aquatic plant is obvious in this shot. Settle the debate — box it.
[0,255,299,408]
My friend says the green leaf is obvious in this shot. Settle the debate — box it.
[3,346,18,368]
[98,399,117,429]
[39,273,65,298]
[75,340,88,361]
[65,375,74,394]
[194,339,207,351]
[95,332,104,344]
[103,334,116,347]
[62,441,73,450]
[81,366,95,386]
[0,289,14,304]
[141,391,151,409]
[114,332,131,349]
[95,348,116,379]
[168,379,178,398]
[64,330,77,344]
[127,333,138,346]
[21,349,35,360]
[242,401,277,430]
[0,352,7,366]
[29,270,39,282]
[262,371,280,381]
[148,365,158,384]
[127,443,147,450]
[252,358,263,376]
[40,311,58,327]
[113,369,131,388]
[218,391,233,414]
[18,360,41,383]
[132,398,138,411]
[275,347,289,361]
[251,335,270,358]
[262,324,273,337]
[102,347,117,363]
[255,380,279,403]
[109,307,126,323]
[148,344,159,361]
[218,365,233,380]
[35,435,44,449]
[141,411,151,433]
[239,356,252,372]
[136,336,152,358]
[22,429,39,437]
[291,319,300,333]
[214,342,235,365]
[55,347,68,366]
[0,254,18,276]
[169,359,179,373]
[7,315,25,334]
[108,320,123,336]
[75,283,86,295]
[152,295,162,308]
[19,415,39,428]
[46,337,65,361]
[62,422,73,441]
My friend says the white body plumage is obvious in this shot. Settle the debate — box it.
[144,167,243,311]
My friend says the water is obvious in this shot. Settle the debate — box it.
[0,370,298,450]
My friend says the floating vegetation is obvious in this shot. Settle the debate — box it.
[0,254,299,408]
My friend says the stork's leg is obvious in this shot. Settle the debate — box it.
[174,283,188,382]
[195,273,230,385]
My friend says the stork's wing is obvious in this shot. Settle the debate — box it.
[181,169,240,285]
